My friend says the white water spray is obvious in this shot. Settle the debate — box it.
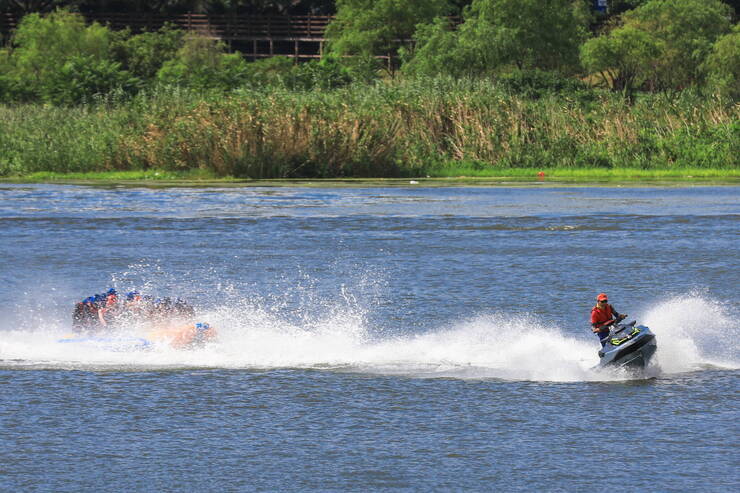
[1,292,736,381]
[642,292,738,372]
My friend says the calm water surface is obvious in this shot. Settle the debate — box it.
[0,184,738,491]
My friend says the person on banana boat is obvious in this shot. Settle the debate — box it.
[72,289,198,330]
[98,288,120,327]
[147,322,217,349]
[72,297,100,333]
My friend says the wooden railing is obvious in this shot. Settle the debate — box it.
[0,12,332,41]
[88,13,332,40]
[1,12,336,59]
[0,13,421,64]
[0,12,17,38]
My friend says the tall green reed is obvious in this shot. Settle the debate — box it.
[1,78,737,178]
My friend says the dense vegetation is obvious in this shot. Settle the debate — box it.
[2,80,736,178]
[0,0,737,178]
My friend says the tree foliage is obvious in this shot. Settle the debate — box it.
[156,34,248,90]
[580,0,734,91]
[579,24,661,91]
[703,23,740,99]
[325,0,451,60]
[0,1,736,104]
[12,10,111,77]
[403,0,590,77]
[6,9,140,102]
[43,55,139,104]
[110,24,184,79]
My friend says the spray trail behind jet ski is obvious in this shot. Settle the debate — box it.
[1,292,736,380]
[642,293,738,372]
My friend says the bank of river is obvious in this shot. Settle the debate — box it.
[2,167,739,187]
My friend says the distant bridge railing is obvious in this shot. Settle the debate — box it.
[1,12,331,38]
[84,13,332,41]
[0,12,17,38]
[1,12,334,59]
[0,12,431,64]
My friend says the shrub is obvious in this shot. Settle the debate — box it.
[156,35,249,91]
[110,24,185,80]
[580,0,734,92]
[404,0,590,77]
[497,69,590,98]
[703,24,740,100]
[326,0,451,63]
[11,11,114,95]
[42,55,140,105]
[3,9,138,103]
[244,56,295,87]
[233,56,353,91]
[287,57,353,90]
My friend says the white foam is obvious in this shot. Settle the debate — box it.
[643,292,738,372]
[1,292,736,381]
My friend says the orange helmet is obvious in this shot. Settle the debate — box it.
[596,293,608,301]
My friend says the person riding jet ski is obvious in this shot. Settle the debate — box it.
[591,293,626,346]
[590,293,657,370]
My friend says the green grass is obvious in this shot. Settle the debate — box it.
[429,165,740,180]
[4,166,738,186]
[19,168,224,181]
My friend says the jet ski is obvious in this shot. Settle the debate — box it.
[596,321,657,370]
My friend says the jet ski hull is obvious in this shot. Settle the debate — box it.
[597,324,657,370]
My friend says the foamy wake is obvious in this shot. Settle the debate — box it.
[642,293,738,372]
[0,293,736,381]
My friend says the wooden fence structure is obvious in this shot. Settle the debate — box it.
[1,12,334,60]
[0,12,17,40]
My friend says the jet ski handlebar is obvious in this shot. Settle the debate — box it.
[612,319,637,335]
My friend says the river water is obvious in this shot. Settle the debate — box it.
[0,184,738,491]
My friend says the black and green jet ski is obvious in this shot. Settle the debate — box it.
[596,321,657,370]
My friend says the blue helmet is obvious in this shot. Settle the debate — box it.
[196,323,210,331]
[107,288,117,295]
[126,291,139,300]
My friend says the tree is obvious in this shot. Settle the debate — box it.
[5,10,139,103]
[721,1,739,16]
[156,33,248,90]
[110,24,184,79]
[11,10,114,86]
[580,0,734,91]
[325,0,452,72]
[608,0,650,16]
[579,25,662,90]
[403,0,590,77]
[703,23,740,99]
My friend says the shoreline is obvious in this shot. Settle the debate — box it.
[2,171,739,188]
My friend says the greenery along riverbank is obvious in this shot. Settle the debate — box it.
[1,79,738,179]
[8,170,739,187]
[1,2,737,179]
